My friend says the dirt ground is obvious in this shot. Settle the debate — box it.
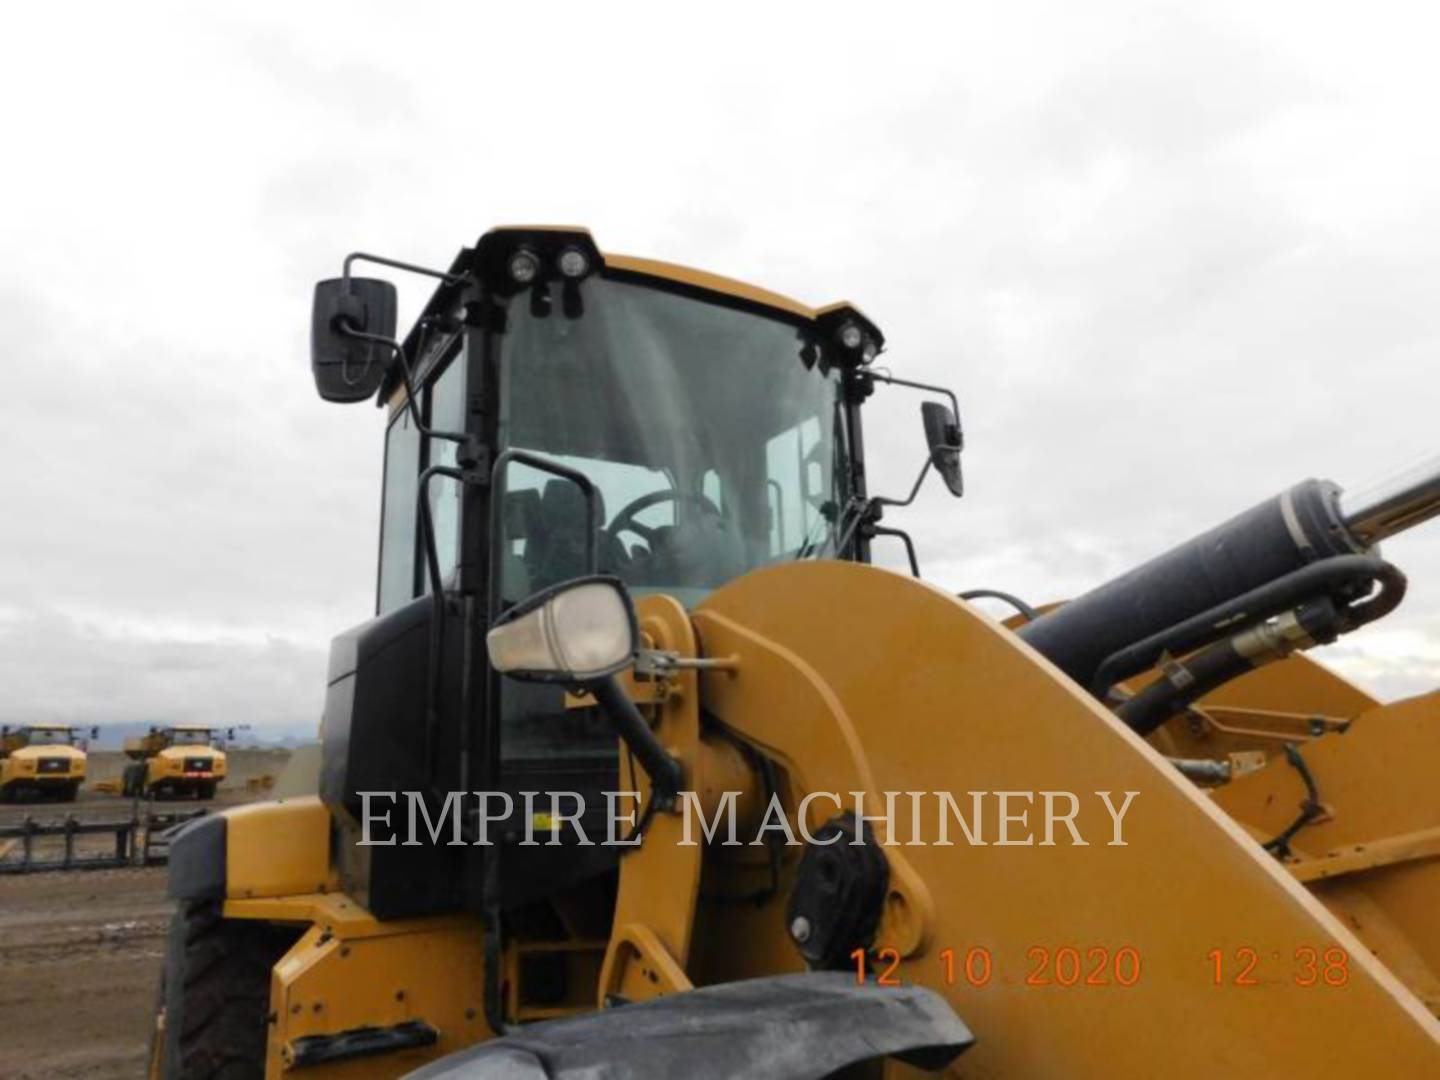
[0,749,292,1078]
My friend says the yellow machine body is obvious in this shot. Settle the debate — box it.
[184,568,1440,1078]
[150,230,1440,1077]
[1152,655,1440,1016]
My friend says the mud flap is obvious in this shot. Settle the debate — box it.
[403,972,974,1079]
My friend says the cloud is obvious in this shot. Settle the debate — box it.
[0,603,324,731]
[0,0,1437,729]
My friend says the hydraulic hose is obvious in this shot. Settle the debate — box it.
[1118,629,1305,737]
[1089,555,1405,700]
[1114,556,1406,736]
[959,589,1041,623]
[1019,478,1362,689]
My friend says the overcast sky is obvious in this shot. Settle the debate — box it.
[2,1,1437,732]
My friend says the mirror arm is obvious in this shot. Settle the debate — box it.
[874,456,934,511]
[590,674,683,809]
[829,452,935,559]
[342,251,470,288]
[334,320,476,454]
[867,370,963,434]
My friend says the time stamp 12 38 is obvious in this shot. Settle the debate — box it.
[852,944,1352,989]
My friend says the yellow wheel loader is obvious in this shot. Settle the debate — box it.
[123,725,231,800]
[0,724,93,802]
[150,227,1440,1078]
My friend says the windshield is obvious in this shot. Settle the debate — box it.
[26,727,73,746]
[171,730,213,746]
[496,276,847,609]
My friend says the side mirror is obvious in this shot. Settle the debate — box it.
[921,401,965,498]
[487,576,638,684]
[311,277,398,403]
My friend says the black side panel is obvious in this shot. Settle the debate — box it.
[319,595,465,919]
[403,972,974,1079]
[167,814,226,902]
[321,596,434,814]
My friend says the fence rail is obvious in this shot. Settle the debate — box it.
[0,803,206,874]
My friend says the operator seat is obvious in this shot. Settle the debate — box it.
[525,480,619,590]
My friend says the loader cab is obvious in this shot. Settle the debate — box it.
[370,238,873,621]
[314,228,892,917]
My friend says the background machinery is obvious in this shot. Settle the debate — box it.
[123,725,231,800]
[152,227,1440,1077]
[0,724,93,802]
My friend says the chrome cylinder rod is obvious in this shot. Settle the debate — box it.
[1340,453,1440,546]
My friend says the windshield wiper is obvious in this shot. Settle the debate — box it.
[794,498,855,562]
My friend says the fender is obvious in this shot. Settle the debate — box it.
[169,795,337,902]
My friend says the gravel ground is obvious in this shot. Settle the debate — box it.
[0,749,293,1077]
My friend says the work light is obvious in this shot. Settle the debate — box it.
[487,576,638,684]
[507,249,541,285]
[557,246,590,279]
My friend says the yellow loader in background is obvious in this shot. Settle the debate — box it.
[149,227,1440,1077]
[0,724,94,802]
[123,725,231,800]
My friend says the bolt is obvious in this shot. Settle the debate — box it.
[790,916,812,944]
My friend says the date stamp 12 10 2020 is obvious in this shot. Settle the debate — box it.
[852,944,1352,989]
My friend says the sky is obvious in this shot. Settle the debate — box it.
[1,1,1437,732]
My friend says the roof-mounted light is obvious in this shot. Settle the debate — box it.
[837,322,864,350]
[507,248,541,285]
[557,246,590,279]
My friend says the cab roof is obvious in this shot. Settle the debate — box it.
[383,226,883,403]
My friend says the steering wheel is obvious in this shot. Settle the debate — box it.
[605,490,724,549]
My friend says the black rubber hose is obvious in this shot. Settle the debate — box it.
[959,589,1040,623]
[591,675,683,807]
[1116,594,1354,736]
[1090,555,1404,699]
[1115,639,1260,737]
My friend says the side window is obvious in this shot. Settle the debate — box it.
[378,406,421,613]
[378,344,467,613]
[702,468,723,512]
[425,352,467,590]
[764,415,824,556]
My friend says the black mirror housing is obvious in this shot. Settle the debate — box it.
[311,277,398,403]
[921,401,965,498]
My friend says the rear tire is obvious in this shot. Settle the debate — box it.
[197,781,217,801]
[161,899,298,1079]
[61,780,80,802]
